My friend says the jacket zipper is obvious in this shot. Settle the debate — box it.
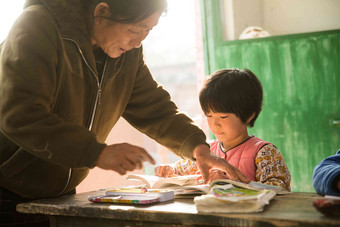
[88,56,108,130]
[58,37,106,196]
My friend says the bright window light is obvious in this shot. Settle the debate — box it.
[0,1,25,42]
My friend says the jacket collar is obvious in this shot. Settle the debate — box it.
[24,0,96,72]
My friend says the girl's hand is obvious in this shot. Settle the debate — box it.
[154,164,176,177]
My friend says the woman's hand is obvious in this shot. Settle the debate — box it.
[95,143,155,175]
[193,144,250,184]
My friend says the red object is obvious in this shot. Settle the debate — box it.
[313,199,340,217]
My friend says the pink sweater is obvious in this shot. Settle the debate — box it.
[210,136,270,181]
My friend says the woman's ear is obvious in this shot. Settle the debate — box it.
[246,113,256,124]
[93,2,111,18]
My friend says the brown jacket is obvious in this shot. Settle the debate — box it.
[0,0,206,199]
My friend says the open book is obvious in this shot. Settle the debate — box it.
[126,174,199,188]
[125,174,289,196]
[125,174,208,196]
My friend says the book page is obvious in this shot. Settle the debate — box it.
[325,195,340,200]
[152,175,199,189]
[210,179,289,194]
[209,184,270,202]
[126,174,199,189]
[194,184,276,213]
[173,184,210,195]
[126,174,160,188]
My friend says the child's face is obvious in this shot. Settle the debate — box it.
[205,110,249,149]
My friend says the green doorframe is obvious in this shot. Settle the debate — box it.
[200,0,227,75]
[200,0,340,192]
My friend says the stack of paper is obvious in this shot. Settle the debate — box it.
[194,184,276,213]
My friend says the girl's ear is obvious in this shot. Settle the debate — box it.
[246,113,256,124]
[93,2,111,18]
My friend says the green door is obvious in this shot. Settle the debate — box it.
[200,0,340,192]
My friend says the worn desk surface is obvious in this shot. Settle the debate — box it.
[17,190,340,227]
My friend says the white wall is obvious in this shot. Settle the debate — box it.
[76,118,147,193]
[77,117,176,193]
[233,0,263,38]
[221,0,340,40]
[263,0,340,36]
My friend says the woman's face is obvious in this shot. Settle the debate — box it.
[205,110,250,150]
[91,4,162,58]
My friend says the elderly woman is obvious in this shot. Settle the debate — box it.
[0,0,248,225]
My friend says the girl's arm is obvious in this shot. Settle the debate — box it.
[255,144,291,191]
[154,159,199,177]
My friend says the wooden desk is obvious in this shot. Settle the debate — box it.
[17,190,340,227]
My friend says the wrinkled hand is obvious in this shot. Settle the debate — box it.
[208,169,229,181]
[95,143,155,175]
[193,144,250,184]
[154,164,177,177]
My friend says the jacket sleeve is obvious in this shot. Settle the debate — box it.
[313,149,340,196]
[122,47,207,161]
[0,7,105,168]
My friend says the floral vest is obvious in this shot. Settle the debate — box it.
[209,136,270,181]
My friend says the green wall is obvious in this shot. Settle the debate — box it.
[200,0,340,192]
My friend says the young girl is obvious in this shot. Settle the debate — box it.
[155,68,291,191]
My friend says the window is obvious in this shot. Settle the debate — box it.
[0,1,25,42]
[221,0,340,40]
[142,0,206,173]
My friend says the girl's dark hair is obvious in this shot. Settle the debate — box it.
[199,68,263,127]
[83,0,168,23]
